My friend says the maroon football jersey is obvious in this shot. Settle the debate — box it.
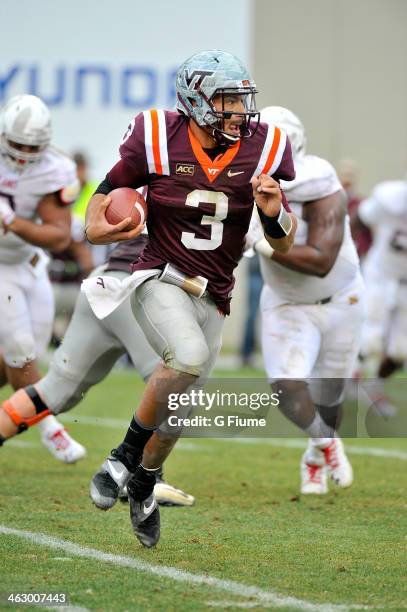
[107,110,295,314]
[105,234,149,273]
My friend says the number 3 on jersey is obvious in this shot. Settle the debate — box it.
[181,189,228,250]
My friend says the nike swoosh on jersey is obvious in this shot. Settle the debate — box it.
[227,169,245,177]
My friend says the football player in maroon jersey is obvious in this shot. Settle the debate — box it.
[85,50,297,547]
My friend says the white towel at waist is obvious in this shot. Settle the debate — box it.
[81,268,160,319]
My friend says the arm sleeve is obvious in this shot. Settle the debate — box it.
[94,175,113,195]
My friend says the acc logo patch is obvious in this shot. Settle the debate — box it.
[176,163,195,176]
[348,296,359,305]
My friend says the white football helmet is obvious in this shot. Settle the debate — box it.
[0,94,52,172]
[260,106,306,159]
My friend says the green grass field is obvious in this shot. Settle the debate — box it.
[0,368,406,611]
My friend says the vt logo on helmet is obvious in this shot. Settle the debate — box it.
[176,50,260,145]
[184,70,214,90]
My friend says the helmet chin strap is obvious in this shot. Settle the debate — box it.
[209,125,240,147]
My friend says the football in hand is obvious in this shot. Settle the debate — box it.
[105,188,147,230]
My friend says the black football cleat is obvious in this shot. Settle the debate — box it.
[127,481,160,548]
[90,448,132,510]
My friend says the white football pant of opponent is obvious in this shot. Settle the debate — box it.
[249,106,365,494]
[352,179,407,417]
[0,94,85,463]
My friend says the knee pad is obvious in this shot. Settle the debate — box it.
[169,339,210,377]
[2,386,50,434]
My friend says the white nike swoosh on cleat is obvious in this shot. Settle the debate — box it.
[143,499,155,514]
[107,461,127,482]
[227,169,244,177]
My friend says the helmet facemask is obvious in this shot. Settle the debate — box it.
[0,137,48,172]
[200,86,260,145]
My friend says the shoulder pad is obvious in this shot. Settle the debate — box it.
[141,109,170,175]
[120,110,174,178]
[281,155,342,203]
[251,122,290,180]
[24,147,78,196]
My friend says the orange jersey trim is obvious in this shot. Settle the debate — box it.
[261,126,281,175]
[188,127,241,183]
[150,109,163,175]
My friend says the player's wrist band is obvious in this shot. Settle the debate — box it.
[257,204,292,239]
[253,238,274,258]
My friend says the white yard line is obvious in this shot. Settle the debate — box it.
[0,525,369,612]
[206,602,370,610]
[219,438,407,461]
[7,439,42,449]
[58,414,407,461]
[207,602,267,609]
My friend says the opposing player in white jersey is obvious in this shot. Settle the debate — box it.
[352,179,407,414]
[0,94,85,463]
[249,106,365,494]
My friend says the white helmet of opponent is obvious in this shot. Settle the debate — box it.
[0,94,52,172]
[261,106,306,159]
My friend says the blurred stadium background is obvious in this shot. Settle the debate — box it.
[1,2,407,609]
[3,0,405,354]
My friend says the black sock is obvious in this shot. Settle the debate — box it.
[113,417,156,471]
[127,464,160,501]
[0,434,5,447]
